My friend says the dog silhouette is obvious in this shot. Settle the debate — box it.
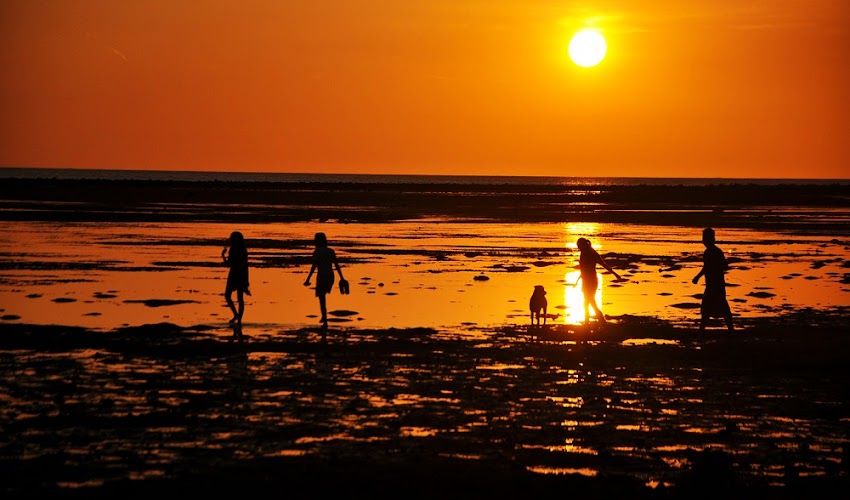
[529,285,548,325]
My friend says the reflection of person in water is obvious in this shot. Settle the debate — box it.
[576,237,621,324]
[692,227,734,331]
[304,232,346,327]
[222,231,250,324]
[230,322,244,341]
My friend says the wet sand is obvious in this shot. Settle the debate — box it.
[1,176,849,497]
[1,311,849,499]
[2,178,849,331]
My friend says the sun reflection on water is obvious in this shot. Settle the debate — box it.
[1,219,848,331]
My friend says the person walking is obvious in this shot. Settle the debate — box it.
[222,230,250,324]
[304,232,346,327]
[692,227,734,331]
[576,237,621,324]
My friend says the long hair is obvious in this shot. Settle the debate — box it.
[314,232,328,248]
[229,231,247,261]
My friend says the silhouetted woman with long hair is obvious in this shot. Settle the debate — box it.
[576,237,621,324]
[222,231,250,324]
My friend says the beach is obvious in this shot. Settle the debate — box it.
[1,173,849,498]
[2,313,849,498]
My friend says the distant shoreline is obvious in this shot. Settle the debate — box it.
[2,166,848,186]
[1,174,849,230]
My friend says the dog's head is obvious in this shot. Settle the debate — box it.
[532,285,546,297]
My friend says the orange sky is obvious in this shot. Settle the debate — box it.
[1,1,848,179]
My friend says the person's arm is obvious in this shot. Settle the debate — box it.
[304,262,316,285]
[692,267,705,284]
[597,253,621,280]
[334,257,344,280]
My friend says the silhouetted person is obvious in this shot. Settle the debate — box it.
[222,231,250,324]
[304,232,346,327]
[576,237,621,324]
[692,227,734,331]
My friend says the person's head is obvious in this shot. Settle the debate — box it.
[229,231,244,246]
[702,227,716,246]
[577,238,591,251]
[314,232,328,248]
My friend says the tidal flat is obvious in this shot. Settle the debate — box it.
[0,176,848,497]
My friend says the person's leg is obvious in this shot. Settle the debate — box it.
[587,283,605,322]
[583,294,591,324]
[236,290,244,322]
[225,289,238,322]
[724,314,734,331]
[591,299,605,322]
[319,293,328,324]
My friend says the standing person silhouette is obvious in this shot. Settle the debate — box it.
[576,237,621,324]
[692,227,734,331]
[222,231,250,324]
[304,232,346,327]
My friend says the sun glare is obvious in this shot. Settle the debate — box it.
[563,271,603,324]
[569,28,607,67]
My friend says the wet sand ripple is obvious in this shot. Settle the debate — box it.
[1,312,848,498]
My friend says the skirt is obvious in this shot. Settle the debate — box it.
[701,285,731,318]
[315,273,335,296]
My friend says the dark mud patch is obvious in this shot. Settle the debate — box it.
[747,291,777,299]
[329,310,359,317]
[123,299,201,307]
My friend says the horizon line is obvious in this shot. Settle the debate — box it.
[1,165,848,182]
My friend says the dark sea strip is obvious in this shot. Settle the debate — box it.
[1,177,849,230]
[3,167,849,185]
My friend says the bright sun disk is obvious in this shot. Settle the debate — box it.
[569,28,607,67]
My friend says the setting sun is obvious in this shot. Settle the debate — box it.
[569,28,607,67]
